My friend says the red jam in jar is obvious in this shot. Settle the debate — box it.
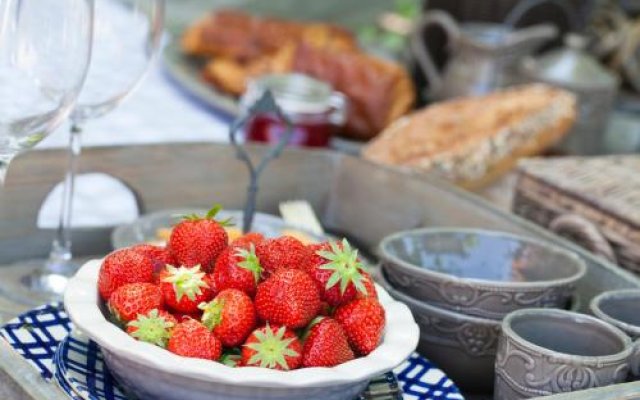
[240,74,347,148]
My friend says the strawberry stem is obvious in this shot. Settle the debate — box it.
[198,299,225,331]
[162,265,209,301]
[235,244,263,284]
[127,309,174,348]
[316,239,367,295]
[245,325,299,370]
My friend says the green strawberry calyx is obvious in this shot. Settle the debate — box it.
[198,298,225,331]
[220,348,242,367]
[127,309,175,348]
[162,265,209,301]
[316,239,367,295]
[235,244,263,284]
[245,324,299,370]
[180,204,234,227]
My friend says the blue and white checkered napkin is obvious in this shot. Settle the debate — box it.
[0,304,464,400]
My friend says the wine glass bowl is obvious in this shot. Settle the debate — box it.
[0,0,94,184]
[73,0,164,122]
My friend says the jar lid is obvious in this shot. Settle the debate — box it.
[244,73,335,115]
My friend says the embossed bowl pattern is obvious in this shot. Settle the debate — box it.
[495,309,633,400]
[380,271,501,394]
[379,228,587,320]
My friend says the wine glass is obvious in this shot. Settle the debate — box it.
[0,0,94,185]
[1,0,164,305]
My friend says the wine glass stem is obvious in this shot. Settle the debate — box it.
[48,123,83,267]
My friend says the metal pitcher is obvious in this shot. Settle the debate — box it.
[411,11,558,100]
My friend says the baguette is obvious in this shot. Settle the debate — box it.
[362,84,577,189]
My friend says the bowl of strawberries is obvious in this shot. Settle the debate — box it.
[65,206,419,400]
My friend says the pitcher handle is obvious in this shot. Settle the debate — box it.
[410,10,460,98]
[504,0,579,31]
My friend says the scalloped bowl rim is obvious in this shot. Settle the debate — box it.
[65,259,419,389]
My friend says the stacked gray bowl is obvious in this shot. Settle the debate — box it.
[377,228,587,394]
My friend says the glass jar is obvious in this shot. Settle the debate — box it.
[240,74,347,148]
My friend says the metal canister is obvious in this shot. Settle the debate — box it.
[521,34,619,155]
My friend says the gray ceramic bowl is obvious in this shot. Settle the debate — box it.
[590,289,640,339]
[379,271,500,394]
[590,289,640,379]
[495,309,633,400]
[379,228,586,320]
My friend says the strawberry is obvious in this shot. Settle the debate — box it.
[231,232,265,248]
[130,244,175,277]
[108,283,163,323]
[211,244,263,297]
[98,248,154,300]
[254,268,320,329]
[334,298,385,356]
[307,239,368,307]
[357,270,378,299]
[241,325,302,370]
[255,236,312,275]
[199,289,256,347]
[160,265,214,314]
[301,317,354,367]
[126,309,176,348]
[168,205,230,272]
[167,319,222,361]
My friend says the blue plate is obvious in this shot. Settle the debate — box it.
[1,304,464,400]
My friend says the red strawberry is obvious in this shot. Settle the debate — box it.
[130,244,175,277]
[108,283,163,323]
[307,239,368,307]
[168,205,230,272]
[335,298,385,356]
[254,268,320,329]
[255,236,312,275]
[126,309,177,348]
[160,265,213,313]
[98,248,154,300]
[211,244,263,297]
[241,325,302,370]
[232,232,265,247]
[199,289,256,347]
[302,317,354,367]
[357,271,378,299]
[167,319,222,361]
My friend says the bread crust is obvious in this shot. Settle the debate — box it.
[363,84,577,189]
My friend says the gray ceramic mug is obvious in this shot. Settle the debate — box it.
[590,289,640,379]
[495,309,633,400]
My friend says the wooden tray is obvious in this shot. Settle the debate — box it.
[1,143,639,399]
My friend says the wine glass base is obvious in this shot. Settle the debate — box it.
[0,259,79,307]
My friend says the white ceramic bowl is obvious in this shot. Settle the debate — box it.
[65,260,419,400]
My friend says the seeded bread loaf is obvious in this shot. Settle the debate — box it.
[362,84,577,189]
